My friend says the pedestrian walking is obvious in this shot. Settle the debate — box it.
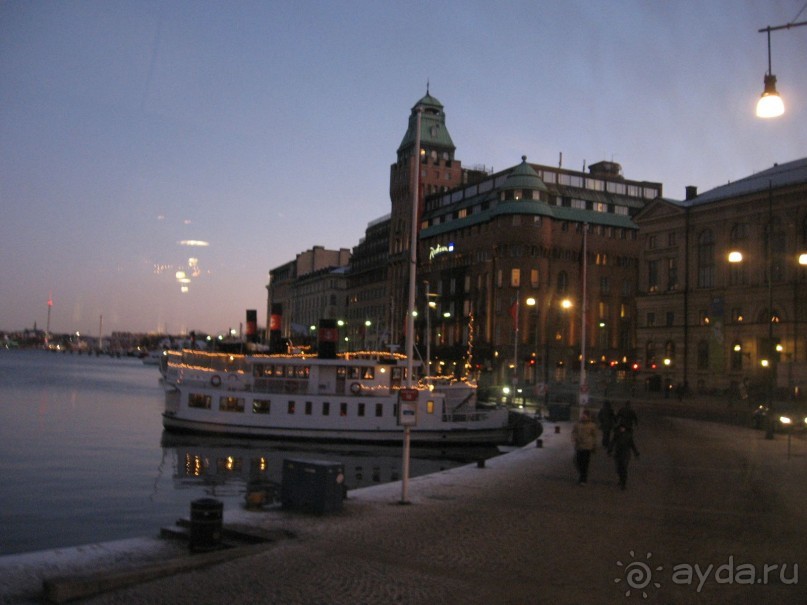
[615,400,638,432]
[597,400,616,449]
[608,423,640,490]
[571,410,597,485]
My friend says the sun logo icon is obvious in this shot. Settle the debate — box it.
[615,551,663,598]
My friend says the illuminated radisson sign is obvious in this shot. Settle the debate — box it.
[429,243,454,260]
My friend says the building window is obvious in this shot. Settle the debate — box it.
[668,232,676,247]
[697,229,715,288]
[340,402,348,416]
[511,268,521,287]
[530,268,540,288]
[287,401,296,414]
[667,258,678,291]
[648,235,657,250]
[305,401,312,415]
[648,260,659,292]
[358,402,365,417]
[647,312,655,327]
[375,403,383,417]
[697,340,709,370]
[322,401,330,415]
[645,341,656,368]
[731,342,744,371]
[557,271,569,294]
[666,312,674,327]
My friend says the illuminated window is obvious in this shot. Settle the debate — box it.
[427,400,435,414]
[220,396,245,413]
[189,394,211,409]
[252,399,271,414]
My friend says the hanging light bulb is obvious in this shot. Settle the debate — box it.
[756,74,785,118]
[756,27,785,118]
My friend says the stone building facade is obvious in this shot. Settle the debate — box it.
[634,158,807,398]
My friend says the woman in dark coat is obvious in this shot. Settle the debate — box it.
[608,423,640,490]
[597,400,616,449]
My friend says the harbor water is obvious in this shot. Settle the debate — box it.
[0,350,497,556]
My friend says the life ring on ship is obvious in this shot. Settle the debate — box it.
[210,374,222,387]
[350,382,362,395]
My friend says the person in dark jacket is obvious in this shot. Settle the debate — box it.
[608,422,640,490]
[615,400,639,432]
[597,400,616,449]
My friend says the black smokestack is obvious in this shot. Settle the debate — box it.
[246,309,257,343]
[269,304,283,353]
[318,319,338,359]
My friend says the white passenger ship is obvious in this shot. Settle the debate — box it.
[162,349,512,445]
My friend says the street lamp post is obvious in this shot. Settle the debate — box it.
[526,297,538,385]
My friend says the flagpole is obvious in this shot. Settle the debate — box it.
[512,289,519,405]
[579,223,588,409]
[401,105,421,505]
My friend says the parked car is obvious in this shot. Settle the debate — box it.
[751,402,807,432]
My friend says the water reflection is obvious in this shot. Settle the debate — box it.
[160,432,500,501]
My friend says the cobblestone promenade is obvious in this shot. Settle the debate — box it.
[3,402,806,604]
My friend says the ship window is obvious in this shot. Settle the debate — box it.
[305,401,312,415]
[340,402,348,416]
[362,367,374,380]
[337,366,347,379]
[285,366,296,377]
[375,403,383,417]
[349,367,361,379]
[189,393,211,409]
[252,399,271,414]
[296,366,309,378]
[220,396,245,413]
[358,403,366,417]
[287,401,295,414]
[427,400,435,414]
[274,365,284,377]
[323,401,330,415]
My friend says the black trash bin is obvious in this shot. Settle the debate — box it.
[190,498,223,552]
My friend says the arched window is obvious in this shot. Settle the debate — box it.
[664,340,676,360]
[729,223,748,285]
[697,340,709,370]
[765,216,786,283]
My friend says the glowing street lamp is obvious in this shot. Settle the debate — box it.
[755,21,807,119]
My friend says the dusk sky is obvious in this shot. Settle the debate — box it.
[2,1,806,337]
